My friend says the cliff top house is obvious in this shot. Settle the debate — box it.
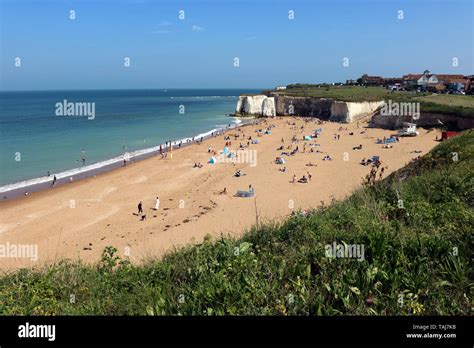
[400,70,470,91]
[352,71,471,91]
[358,74,384,86]
[383,77,403,85]
[402,74,423,82]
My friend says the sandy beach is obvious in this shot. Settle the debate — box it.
[0,118,441,271]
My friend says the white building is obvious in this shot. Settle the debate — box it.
[398,122,419,136]
[417,73,439,87]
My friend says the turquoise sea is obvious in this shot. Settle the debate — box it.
[0,89,261,189]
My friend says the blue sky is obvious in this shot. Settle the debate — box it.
[1,0,473,90]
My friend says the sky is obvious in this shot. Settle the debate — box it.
[1,0,473,90]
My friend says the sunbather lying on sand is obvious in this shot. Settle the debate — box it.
[298,175,308,183]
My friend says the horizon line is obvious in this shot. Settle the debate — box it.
[0,87,271,93]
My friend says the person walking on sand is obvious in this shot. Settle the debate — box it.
[155,196,160,210]
[138,201,143,214]
[52,175,57,187]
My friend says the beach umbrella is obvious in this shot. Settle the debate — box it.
[275,157,286,164]
[209,156,217,164]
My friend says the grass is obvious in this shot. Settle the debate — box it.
[0,131,473,316]
[271,85,394,102]
[415,94,474,108]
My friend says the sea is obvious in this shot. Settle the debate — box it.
[0,89,261,194]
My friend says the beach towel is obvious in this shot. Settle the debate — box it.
[235,190,255,198]
[305,136,312,141]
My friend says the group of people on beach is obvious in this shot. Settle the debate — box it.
[291,172,312,184]
[136,196,160,221]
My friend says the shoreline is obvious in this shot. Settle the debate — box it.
[0,118,257,201]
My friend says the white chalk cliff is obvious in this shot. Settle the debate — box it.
[236,94,383,123]
[236,95,276,117]
[262,97,276,117]
[330,101,385,123]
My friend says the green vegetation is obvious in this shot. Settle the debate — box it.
[415,94,474,108]
[276,85,393,102]
[1,131,472,315]
[272,85,474,118]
